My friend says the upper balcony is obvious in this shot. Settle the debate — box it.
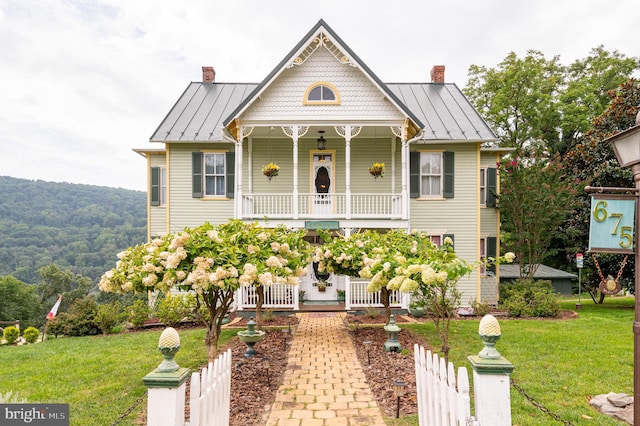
[241,192,404,220]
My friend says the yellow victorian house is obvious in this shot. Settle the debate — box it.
[135,19,505,312]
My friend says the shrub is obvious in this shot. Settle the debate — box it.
[471,299,493,317]
[154,295,192,327]
[51,297,100,336]
[500,279,560,317]
[128,299,150,329]
[3,326,19,344]
[95,302,124,335]
[365,307,381,318]
[23,326,40,344]
[262,309,275,322]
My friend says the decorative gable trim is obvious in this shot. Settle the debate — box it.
[222,19,423,137]
[289,32,355,68]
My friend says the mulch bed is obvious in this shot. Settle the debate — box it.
[137,310,578,424]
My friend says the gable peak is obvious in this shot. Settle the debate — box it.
[288,27,354,69]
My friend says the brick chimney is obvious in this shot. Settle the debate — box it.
[202,66,216,83]
[430,65,445,84]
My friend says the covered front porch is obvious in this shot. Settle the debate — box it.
[235,280,410,312]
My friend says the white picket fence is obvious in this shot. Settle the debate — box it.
[187,349,232,426]
[414,344,479,426]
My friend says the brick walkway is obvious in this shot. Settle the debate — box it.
[263,312,386,426]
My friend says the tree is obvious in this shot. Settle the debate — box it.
[558,46,639,154]
[562,78,640,301]
[36,264,91,325]
[99,220,312,361]
[464,50,563,153]
[464,47,638,156]
[498,154,578,278]
[0,275,40,328]
[314,229,510,358]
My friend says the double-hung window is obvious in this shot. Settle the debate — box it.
[192,151,235,199]
[150,166,166,206]
[420,153,443,197]
[204,153,226,196]
[480,167,497,207]
[410,151,454,198]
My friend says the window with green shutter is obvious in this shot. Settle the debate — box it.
[192,151,234,198]
[409,151,454,198]
[486,167,497,207]
[192,152,203,198]
[150,166,166,206]
[150,167,160,206]
[487,236,497,274]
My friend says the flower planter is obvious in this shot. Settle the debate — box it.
[262,162,280,180]
[368,162,385,179]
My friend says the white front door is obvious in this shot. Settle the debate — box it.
[312,152,333,215]
[304,263,337,301]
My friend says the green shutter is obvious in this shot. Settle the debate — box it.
[443,233,455,249]
[150,167,160,206]
[443,151,454,198]
[487,236,497,274]
[192,152,203,198]
[226,151,235,199]
[486,167,497,207]
[410,152,420,198]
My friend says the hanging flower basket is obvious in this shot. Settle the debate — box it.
[262,162,280,180]
[368,162,385,179]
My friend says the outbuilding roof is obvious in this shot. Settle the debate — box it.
[499,264,578,280]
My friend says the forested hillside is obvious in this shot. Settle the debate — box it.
[0,176,147,285]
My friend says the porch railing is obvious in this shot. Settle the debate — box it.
[237,284,298,310]
[235,281,408,311]
[241,193,403,219]
[346,280,406,309]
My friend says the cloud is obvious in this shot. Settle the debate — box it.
[1,0,639,191]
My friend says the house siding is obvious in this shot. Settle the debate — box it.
[168,143,235,231]
[245,137,401,195]
[149,153,167,237]
[242,47,404,123]
[480,152,499,235]
[409,143,480,304]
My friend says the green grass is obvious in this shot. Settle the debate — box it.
[3,300,636,426]
[404,297,635,426]
[0,328,235,426]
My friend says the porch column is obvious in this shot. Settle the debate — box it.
[235,128,244,219]
[401,127,409,221]
[345,126,352,219]
[344,228,352,310]
[292,126,299,219]
[391,137,396,194]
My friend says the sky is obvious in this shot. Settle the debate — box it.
[1,0,639,192]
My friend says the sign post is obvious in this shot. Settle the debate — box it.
[576,253,583,310]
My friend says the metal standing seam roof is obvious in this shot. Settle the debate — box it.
[386,83,496,142]
[149,81,497,143]
[149,18,497,144]
[150,83,258,142]
[499,264,578,280]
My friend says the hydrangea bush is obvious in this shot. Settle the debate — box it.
[315,229,513,357]
[100,220,312,360]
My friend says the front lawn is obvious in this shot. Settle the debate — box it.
[0,328,235,425]
[405,297,634,425]
[1,298,636,426]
